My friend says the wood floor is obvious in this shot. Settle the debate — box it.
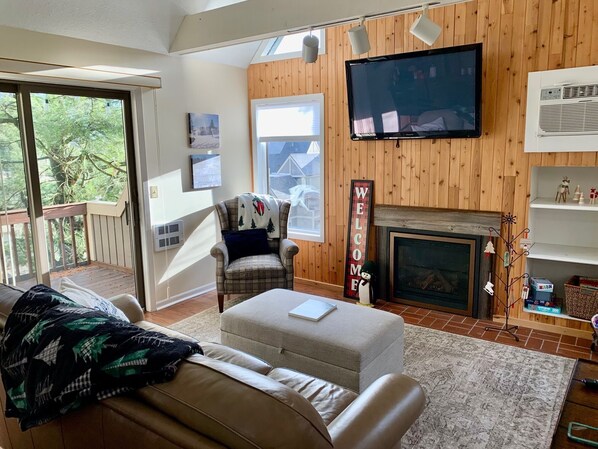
[146,279,596,362]
[552,360,598,448]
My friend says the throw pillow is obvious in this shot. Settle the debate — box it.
[57,277,130,322]
[222,228,271,262]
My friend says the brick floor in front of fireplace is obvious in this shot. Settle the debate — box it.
[375,300,595,361]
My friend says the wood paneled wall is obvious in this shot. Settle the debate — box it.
[247,0,598,332]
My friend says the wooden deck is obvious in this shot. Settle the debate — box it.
[16,263,136,300]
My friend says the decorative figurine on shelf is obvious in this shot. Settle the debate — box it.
[579,192,585,205]
[484,240,495,255]
[573,185,581,202]
[589,187,597,205]
[358,261,376,307]
[555,176,571,203]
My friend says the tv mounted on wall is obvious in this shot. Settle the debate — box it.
[345,43,482,140]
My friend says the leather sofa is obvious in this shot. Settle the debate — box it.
[0,283,426,449]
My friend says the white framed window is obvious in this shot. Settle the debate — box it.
[252,30,326,64]
[251,94,325,242]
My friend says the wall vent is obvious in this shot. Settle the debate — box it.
[562,84,598,99]
[539,102,598,134]
[153,220,184,252]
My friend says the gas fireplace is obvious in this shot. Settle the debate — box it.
[390,231,478,316]
[374,205,501,319]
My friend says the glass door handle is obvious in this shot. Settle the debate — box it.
[125,201,130,226]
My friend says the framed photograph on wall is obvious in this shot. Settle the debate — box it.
[188,112,220,149]
[191,154,222,189]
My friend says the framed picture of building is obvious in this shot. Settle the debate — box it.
[191,154,222,189]
[188,112,220,149]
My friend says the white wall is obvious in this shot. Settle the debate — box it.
[0,25,252,310]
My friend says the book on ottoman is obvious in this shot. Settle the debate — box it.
[288,299,337,322]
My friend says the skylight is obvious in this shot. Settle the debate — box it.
[252,30,325,64]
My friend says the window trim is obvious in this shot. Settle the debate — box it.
[251,30,326,64]
[251,94,325,242]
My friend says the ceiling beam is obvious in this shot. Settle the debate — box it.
[170,0,471,54]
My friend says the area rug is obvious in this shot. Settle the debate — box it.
[169,300,574,449]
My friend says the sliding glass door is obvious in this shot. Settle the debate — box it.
[0,85,38,289]
[0,83,144,305]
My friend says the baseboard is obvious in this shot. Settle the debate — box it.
[492,315,593,339]
[156,279,339,310]
[156,282,216,310]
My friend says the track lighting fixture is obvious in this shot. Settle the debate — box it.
[302,29,319,63]
[409,4,441,46]
[348,18,370,55]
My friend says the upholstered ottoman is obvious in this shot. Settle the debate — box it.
[220,289,404,392]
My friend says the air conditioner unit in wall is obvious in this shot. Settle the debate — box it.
[538,84,598,136]
[525,65,598,152]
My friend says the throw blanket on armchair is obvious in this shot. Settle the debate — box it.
[237,193,280,238]
[0,285,201,430]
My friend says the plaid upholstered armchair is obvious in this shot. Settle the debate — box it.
[210,196,300,312]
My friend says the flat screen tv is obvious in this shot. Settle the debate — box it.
[345,43,482,140]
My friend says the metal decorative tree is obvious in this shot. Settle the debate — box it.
[483,213,530,341]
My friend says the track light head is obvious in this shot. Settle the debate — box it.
[409,5,441,46]
[348,20,370,55]
[302,34,319,63]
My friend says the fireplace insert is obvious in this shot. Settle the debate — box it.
[390,231,482,316]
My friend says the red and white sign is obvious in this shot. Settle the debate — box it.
[343,180,374,299]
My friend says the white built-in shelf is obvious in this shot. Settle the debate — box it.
[525,167,598,332]
[527,243,598,265]
[522,307,589,323]
[530,197,598,212]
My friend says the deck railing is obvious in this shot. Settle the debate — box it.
[0,189,131,284]
[0,208,36,282]
[86,187,132,271]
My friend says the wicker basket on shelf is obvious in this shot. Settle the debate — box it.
[564,276,598,320]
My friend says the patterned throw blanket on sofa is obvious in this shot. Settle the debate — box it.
[237,193,280,238]
[0,285,201,430]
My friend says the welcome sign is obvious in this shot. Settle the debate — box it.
[343,180,374,299]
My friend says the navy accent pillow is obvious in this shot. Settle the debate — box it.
[222,228,271,262]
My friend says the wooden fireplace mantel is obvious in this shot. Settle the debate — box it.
[373,205,502,236]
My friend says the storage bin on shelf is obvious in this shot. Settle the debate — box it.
[564,276,598,320]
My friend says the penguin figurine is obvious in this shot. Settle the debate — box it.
[358,261,376,307]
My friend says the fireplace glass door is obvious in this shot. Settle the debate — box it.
[390,232,475,315]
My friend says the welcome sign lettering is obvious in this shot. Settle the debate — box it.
[343,180,374,299]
